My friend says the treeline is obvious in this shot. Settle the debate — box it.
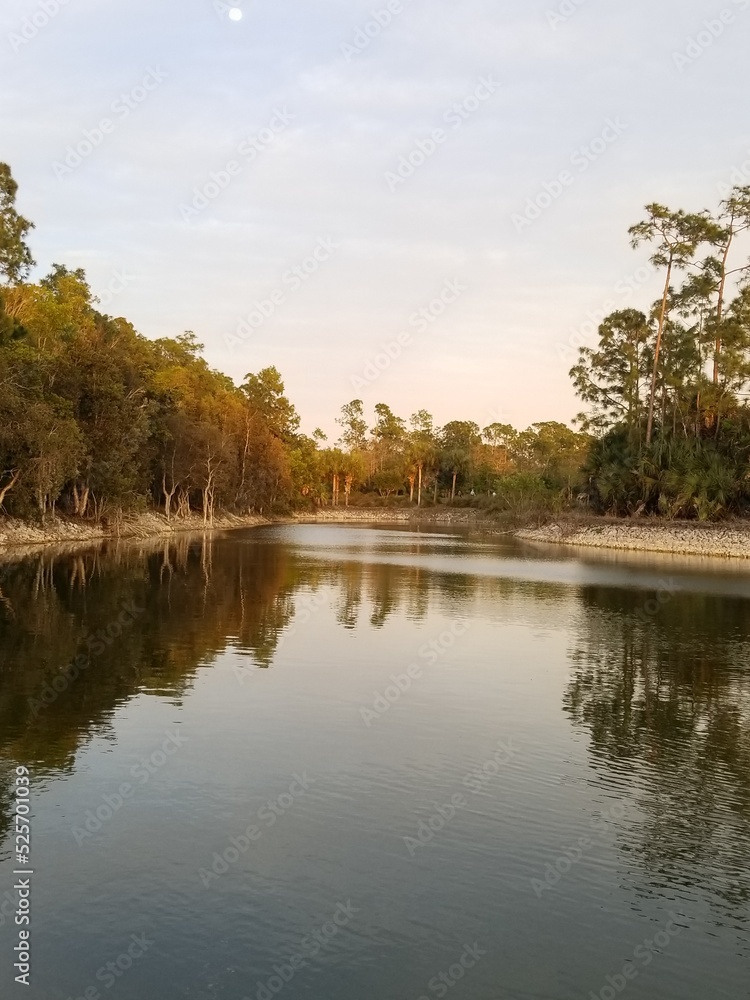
[314,401,590,515]
[0,273,299,521]
[0,162,592,523]
[5,160,750,523]
[0,165,305,520]
[571,189,750,519]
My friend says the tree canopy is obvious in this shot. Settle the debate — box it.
[7,162,750,524]
[572,186,750,519]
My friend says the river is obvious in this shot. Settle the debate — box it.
[0,523,748,999]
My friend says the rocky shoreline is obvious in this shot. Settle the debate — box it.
[517,520,750,560]
[301,509,750,559]
[4,508,750,561]
[0,507,475,556]
[295,507,483,524]
[0,512,269,552]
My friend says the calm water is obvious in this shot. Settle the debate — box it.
[0,523,749,1000]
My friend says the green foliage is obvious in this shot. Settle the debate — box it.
[24,164,750,527]
[288,435,326,507]
[0,163,35,284]
[241,366,300,441]
[0,183,298,522]
[489,473,561,520]
[0,291,26,345]
[336,400,368,451]
[584,428,750,520]
[570,310,651,433]
[571,186,750,521]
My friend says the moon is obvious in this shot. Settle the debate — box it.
[228,7,243,20]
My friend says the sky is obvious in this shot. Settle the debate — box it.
[1,0,749,439]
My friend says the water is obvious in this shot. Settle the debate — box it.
[0,523,748,1000]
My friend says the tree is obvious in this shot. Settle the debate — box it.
[320,447,347,506]
[372,403,406,445]
[515,422,592,498]
[58,314,154,518]
[570,191,750,520]
[241,366,300,441]
[482,422,517,474]
[409,410,438,506]
[707,186,750,384]
[0,340,83,516]
[22,400,84,518]
[0,166,305,525]
[0,163,34,284]
[289,434,325,506]
[2,265,97,351]
[570,309,651,438]
[336,400,368,451]
[629,205,712,444]
[0,290,26,345]
[439,421,481,499]
[371,403,407,494]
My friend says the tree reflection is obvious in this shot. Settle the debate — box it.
[7,522,748,937]
[0,530,497,851]
[565,584,750,929]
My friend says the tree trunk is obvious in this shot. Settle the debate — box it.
[417,464,422,507]
[713,237,732,385]
[162,474,177,521]
[202,455,217,525]
[0,469,21,509]
[408,475,415,502]
[695,391,701,440]
[177,489,190,518]
[203,486,215,525]
[646,258,673,446]
[239,418,251,505]
[73,482,90,517]
[451,471,457,500]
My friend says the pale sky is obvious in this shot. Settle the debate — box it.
[2,0,749,438]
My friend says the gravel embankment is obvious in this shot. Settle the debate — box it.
[296,508,481,524]
[516,521,750,559]
[8,509,746,560]
[0,512,268,551]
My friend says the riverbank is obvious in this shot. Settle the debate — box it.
[517,520,750,559]
[0,511,269,551]
[5,508,750,561]
[0,506,465,555]
[301,508,750,559]
[295,507,485,525]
